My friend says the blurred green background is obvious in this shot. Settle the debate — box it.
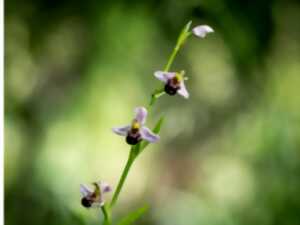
[4,0,300,225]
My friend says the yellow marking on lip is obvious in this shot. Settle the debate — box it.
[132,121,140,130]
[175,73,183,82]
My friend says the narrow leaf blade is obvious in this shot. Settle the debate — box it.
[139,116,165,153]
[116,205,149,225]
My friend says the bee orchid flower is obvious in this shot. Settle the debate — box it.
[192,25,214,38]
[112,107,160,145]
[154,70,189,98]
[80,181,112,208]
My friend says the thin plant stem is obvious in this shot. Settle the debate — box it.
[164,21,192,72]
[149,89,165,107]
[164,44,180,72]
[101,204,111,225]
[105,21,192,224]
[110,148,136,207]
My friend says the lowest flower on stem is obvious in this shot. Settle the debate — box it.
[80,181,112,208]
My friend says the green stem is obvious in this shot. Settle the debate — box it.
[149,89,165,107]
[164,21,192,72]
[110,149,136,207]
[107,21,193,219]
[101,204,111,225]
[164,44,180,72]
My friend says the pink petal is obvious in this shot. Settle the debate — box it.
[154,71,176,83]
[99,182,112,193]
[177,81,189,98]
[192,25,214,38]
[80,184,93,197]
[134,107,148,125]
[140,126,160,143]
[112,125,130,136]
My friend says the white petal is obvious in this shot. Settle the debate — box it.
[80,184,93,197]
[192,25,214,38]
[134,107,148,125]
[154,71,176,83]
[177,81,189,98]
[112,125,130,136]
[140,126,160,143]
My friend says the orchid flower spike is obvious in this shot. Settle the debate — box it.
[154,70,189,98]
[112,107,160,145]
[80,181,112,208]
[192,25,214,38]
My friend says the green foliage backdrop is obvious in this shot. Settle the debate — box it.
[5,0,300,225]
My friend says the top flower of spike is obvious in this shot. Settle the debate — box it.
[113,107,160,145]
[154,70,189,98]
[192,25,214,38]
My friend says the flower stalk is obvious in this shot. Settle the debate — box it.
[109,21,192,209]
[149,88,165,107]
[110,146,137,207]
[80,20,214,225]
[101,204,111,225]
[164,21,192,72]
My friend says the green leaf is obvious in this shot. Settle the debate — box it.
[178,20,193,45]
[184,20,193,33]
[116,205,149,225]
[153,116,165,133]
[139,116,165,153]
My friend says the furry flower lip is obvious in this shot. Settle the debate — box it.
[80,181,112,208]
[112,107,160,145]
[154,70,189,98]
[192,25,214,38]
